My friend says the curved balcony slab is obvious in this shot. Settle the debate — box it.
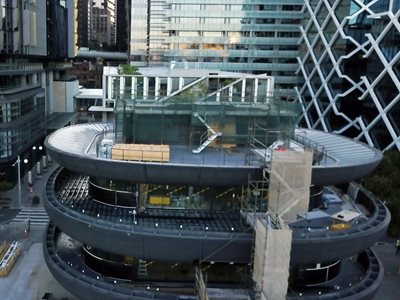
[301,129,382,186]
[290,186,390,264]
[44,169,253,263]
[287,248,383,300]
[45,123,382,187]
[43,224,196,300]
[44,223,383,300]
[45,168,390,265]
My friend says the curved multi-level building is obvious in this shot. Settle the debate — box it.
[43,70,389,300]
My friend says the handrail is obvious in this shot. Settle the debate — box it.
[294,132,329,165]
[158,77,207,103]
[198,77,244,102]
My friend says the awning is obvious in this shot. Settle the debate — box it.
[46,112,77,130]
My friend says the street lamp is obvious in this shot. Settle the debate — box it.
[12,156,22,208]
[12,156,28,208]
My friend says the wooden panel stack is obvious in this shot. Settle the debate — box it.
[0,241,21,277]
[111,144,170,162]
[149,196,171,205]
[0,241,8,260]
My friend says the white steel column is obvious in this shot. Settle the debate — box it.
[167,77,172,96]
[143,77,149,100]
[241,79,246,102]
[155,77,160,100]
[179,77,184,89]
[254,78,258,102]
[119,76,125,99]
[107,76,112,101]
[132,77,137,99]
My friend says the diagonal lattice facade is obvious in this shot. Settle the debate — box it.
[297,0,400,150]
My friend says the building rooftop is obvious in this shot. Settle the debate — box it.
[76,88,103,98]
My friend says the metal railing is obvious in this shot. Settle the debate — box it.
[0,63,43,72]
[294,130,328,165]
[0,83,42,94]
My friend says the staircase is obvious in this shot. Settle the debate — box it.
[192,113,222,154]
[137,259,148,278]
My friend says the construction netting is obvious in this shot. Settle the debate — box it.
[268,150,313,223]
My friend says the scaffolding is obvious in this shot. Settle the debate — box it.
[243,121,314,300]
[267,150,313,223]
[252,216,292,300]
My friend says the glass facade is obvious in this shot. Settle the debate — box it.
[297,0,400,151]
[130,0,303,98]
[0,65,47,183]
[102,68,299,156]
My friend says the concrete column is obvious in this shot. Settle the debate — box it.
[188,186,193,208]
[36,161,42,178]
[42,156,47,173]
[47,71,54,114]
[32,73,37,84]
[229,86,233,102]
[21,75,27,87]
[28,171,32,186]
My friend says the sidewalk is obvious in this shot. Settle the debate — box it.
[372,241,400,300]
[3,161,59,209]
[0,162,78,300]
[0,243,77,300]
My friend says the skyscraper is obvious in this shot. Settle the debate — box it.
[129,1,303,98]
[76,0,119,50]
[297,0,400,150]
[0,0,76,186]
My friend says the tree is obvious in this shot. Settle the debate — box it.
[364,150,400,236]
[118,64,141,75]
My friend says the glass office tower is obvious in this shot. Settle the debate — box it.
[130,0,303,98]
[297,0,400,150]
[0,0,75,185]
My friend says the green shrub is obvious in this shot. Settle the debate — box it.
[0,181,13,191]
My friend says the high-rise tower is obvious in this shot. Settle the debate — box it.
[297,0,400,150]
[0,0,76,187]
[129,1,303,98]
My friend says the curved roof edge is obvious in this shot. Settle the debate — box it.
[45,123,383,186]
